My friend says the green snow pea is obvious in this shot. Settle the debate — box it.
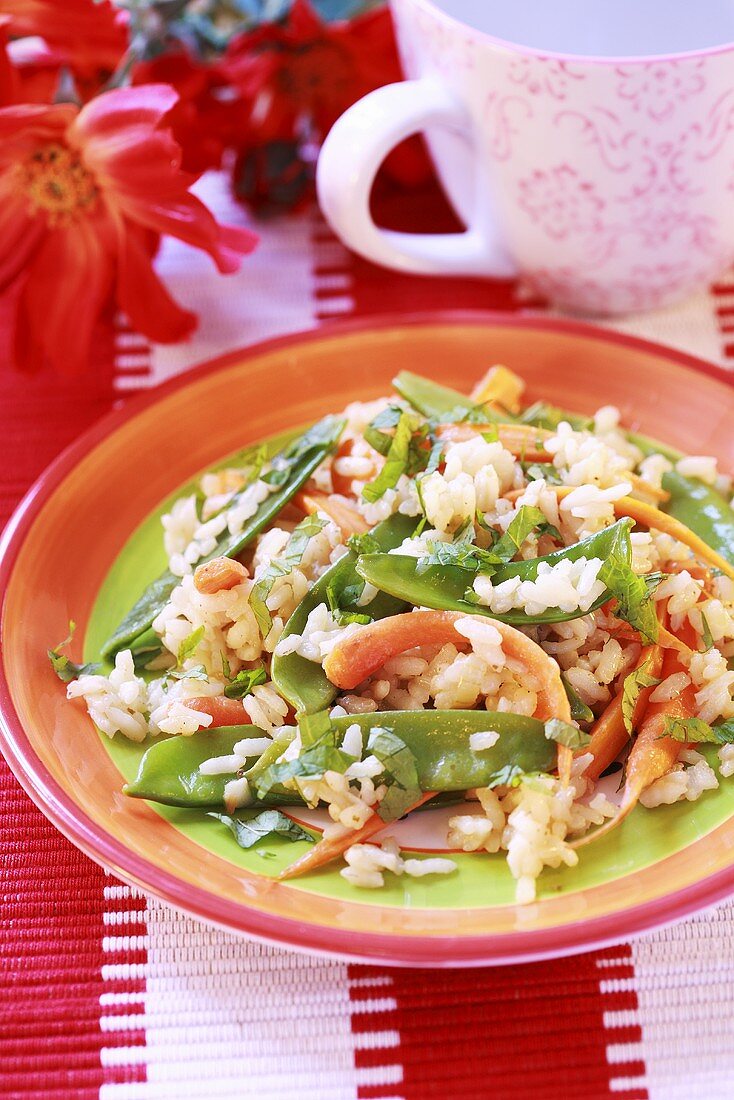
[102,415,345,659]
[662,470,734,569]
[125,727,301,808]
[356,518,633,626]
[393,371,516,424]
[125,711,556,810]
[271,512,418,714]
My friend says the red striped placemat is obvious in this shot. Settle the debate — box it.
[2,175,734,1100]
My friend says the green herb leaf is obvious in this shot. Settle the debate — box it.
[523,462,563,485]
[325,578,373,626]
[364,405,404,456]
[255,728,354,799]
[167,664,209,684]
[485,762,530,788]
[177,625,205,667]
[562,675,594,723]
[47,621,101,683]
[482,505,552,565]
[598,524,659,643]
[224,666,267,700]
[544,718,591,750]
[208,809,312,849]
[346,531,383,557]
[621,657,661,734]
[362,411,416,503]
[250,514,328,636]
[701,612,714,651]
[663,716,734,744]
[367,728,422,823]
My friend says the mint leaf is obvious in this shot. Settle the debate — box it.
[367,728,422,823]
[483,505,553,565]
[621,656,661,734]
[177,625,205,666]
[663,716,734,745]
[224,666,267,699]
[362,411,420,502]
[701,612,714,651]
[544,718,591,750]
[48,621,101,683]
[250,514,327,636]
[562,675,594,723]
[485,763,530,788]
[255,728,355,799]
[208,809,312,849]
[598,525,658,643]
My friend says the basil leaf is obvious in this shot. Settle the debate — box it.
[701,612,714,651]
[48,622,101,683]
[208,809,312,849]
[562,675,594,723]
[362,411,418,503]
[663,716,734,744]
[367,728,422,823]
[621,657,661,734]
[523,462,563,485]
[346,531,382,557]
[250,514,328,636]
[177,625,204,666]
[599,534,659,643]
[485,762,530,788]
[482,505,552,565]
[325,578,373,627]
[364,405,404,456]
[166,664,209,683]
[544,718,591,750]
[255,729,355,799]
[224,666,267,700]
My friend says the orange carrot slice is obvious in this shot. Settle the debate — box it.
[323,610,571,724]
[585,644,663,782]
[187,696,248,726]
[470,365,525,413]
[294,489,369,537]
[278,791,435,881]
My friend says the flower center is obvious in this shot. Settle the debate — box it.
[21,143,99,224]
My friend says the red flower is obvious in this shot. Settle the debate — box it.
[0,84,257,374]
[132,51,241,175]
[223,0,404,143]
[0,0,127,82]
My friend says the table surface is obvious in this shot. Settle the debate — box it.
[2,174,734,1100]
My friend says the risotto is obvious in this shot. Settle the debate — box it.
[53,364,734,904]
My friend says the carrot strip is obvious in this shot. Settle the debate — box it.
[294,489,369,537]
[470,365,525,413]
[554,486,734,581]
[573,646,696,848]
[187,696,248,726]
[585,644,663,782]
[436,422,552,462]
[278,791,435,880]
[323,610,571,724]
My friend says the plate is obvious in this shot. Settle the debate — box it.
[2,313,734,967]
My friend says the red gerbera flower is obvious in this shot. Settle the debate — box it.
[0,84,257,374]
[223,0,404,143]
[0,0,127,80]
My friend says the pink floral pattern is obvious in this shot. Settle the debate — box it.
[388,0,734,313]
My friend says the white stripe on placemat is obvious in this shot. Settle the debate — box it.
[629,902,734,1099]
[100,898,360,1100]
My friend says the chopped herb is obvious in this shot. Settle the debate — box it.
[224,666,267,700]
[48,621,101,683]
[481,425,499,443]
[621,657,661,734]
[544,718,591,750]
[325,578,373,627]
[562,675,594,723]
[362,411,422,502]
[347,531,382,557]
[367,728,422,823]
[701,612,714,651]
[177,625,205,667]
[250,514,328,636]
[481,505,558,565]
[599,529,659,643]
[522,461,563,485]
[255,726,354,798]
[166,664,210,684]
[663,716,734,744]
[208,809,312,849]
[485,762,530,788]
[363,405,404,455]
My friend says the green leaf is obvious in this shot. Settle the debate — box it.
[663,716,734,745]
[367,728,422,823]
[166,664,209,684]
[544,718,591,750]
[208,809,312,849]
[621,657,661,734]
[522,461,563,485]
[598,527,659,643]
[482,505,553,565]
[562,675,594,723]
[362,411,418,502]
[485,762,530,788]
[363,405,403,455]
[224,666,267,700]
[48,621,101,683]
[249,514,328,636]
[346,531,382,557]
[325,577,373,626]
[177,625,204,666]
[701,612,714,651]
[298,711,334,748]
[255,728,354,799]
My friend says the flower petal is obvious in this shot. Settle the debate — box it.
[115,222,197,344]
[70,84,179,146]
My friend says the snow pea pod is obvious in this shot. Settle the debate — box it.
[271,512,418,714]
[393,371,515,424]
[329,712,555,791]
[356,518,632,626]
[125,727,300,808]
[102,415,345,659]
[662,471,734,568]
